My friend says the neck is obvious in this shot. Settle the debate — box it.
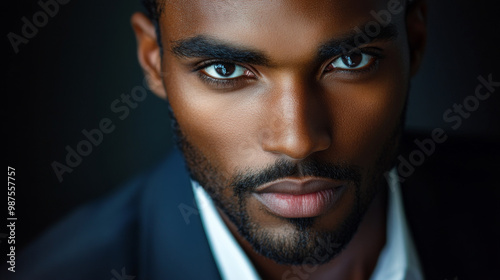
[220,187,388,280]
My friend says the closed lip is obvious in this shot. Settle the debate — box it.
[252,177,347,218]
[254,177,345,195]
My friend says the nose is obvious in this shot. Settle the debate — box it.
[260,78,331,160]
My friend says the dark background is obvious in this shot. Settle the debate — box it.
[3,0,500,261]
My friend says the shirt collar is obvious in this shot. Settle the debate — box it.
[192,168,423,280]
[193,181,260,280]
[369,168,423,280]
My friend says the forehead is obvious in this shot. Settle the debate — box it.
[160,0,405,61]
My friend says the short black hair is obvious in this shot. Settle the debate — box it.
[140,0,162,24]
[140,0,164,52]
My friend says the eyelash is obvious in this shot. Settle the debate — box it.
[197,71,242,88]
[327,48,384,75]
[193,48,384,88]
[192,60,254,89]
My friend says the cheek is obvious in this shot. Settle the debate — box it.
[164,62,263,177]
[325,49,408,167]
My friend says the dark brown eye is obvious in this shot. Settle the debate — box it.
[326,52,375,72]
[202,62,247,79]
[340,53,363,68]
[213,63,236,77]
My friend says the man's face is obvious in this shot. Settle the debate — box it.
[147,0,416,265]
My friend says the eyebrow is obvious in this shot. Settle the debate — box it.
[171,36,270,66]
[170,22,398,66]
[317,23,398,63]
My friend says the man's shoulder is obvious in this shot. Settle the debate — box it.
[10,178,143,279]
[3,149,214,280]
[399,133,499,279]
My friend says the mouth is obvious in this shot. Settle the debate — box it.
[252,178,347,218]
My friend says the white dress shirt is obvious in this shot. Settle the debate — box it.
[192,168,423,280]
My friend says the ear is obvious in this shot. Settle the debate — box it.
[131,12,167,99]
[406,0,427,76]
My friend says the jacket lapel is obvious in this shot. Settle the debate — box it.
[138,148,221,279]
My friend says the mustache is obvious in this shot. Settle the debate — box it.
[231,159,361,196]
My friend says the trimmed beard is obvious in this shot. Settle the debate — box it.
[166,98,404,265]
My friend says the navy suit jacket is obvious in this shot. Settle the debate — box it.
[2,135,499,279]
[3,149,220,280]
